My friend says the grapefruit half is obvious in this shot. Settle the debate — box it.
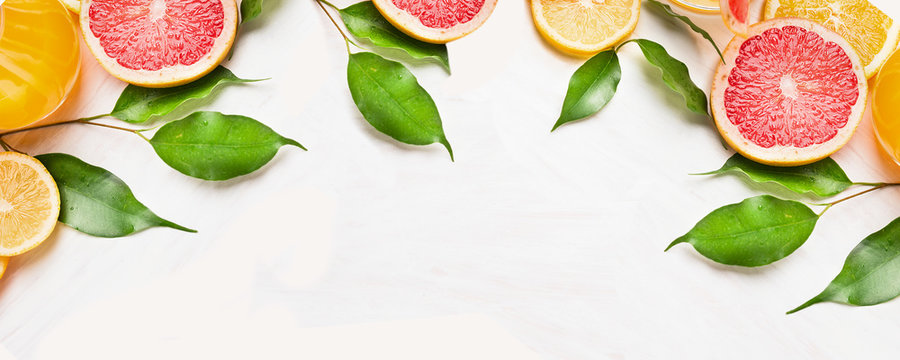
[80,0,238,88]
[372,0,498,44]
[711,18,867,166]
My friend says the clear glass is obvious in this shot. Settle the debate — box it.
[0,0,81,130]
[668,0,720,14]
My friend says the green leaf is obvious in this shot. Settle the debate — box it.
[788,217,900,314]
[667,195,819,267]
[111,66,262,123]
[241,0,264,23]
[552,50,621,131]
[339,1,450,72]
[347,52,453,160]
[149,111,304,181]
[697,154,853,197]
[644,0,724,62]
[35,153,195,238]
[622,39,708,115]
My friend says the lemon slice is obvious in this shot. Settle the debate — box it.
[0,257,8,280]
[60,0,80,14]
[531,0,641,56]
[763,0,900,78]
[0,152,60,256]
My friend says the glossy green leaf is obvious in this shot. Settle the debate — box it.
[111,66,262,123]
[645,0,724,62]
[697,154,853,197]
[347,52,453,160]
[150,112,304,181]
[788,217,900,313]
[552,50,621,131]
[241,0,264,23]
[667,195,819,267]
[339,1,450,72]
[35,153,195,238]
[622,39,708,115]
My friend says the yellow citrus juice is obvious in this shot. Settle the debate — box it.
[669,0,720,13]
[0,0,81,130]
[874,49,900,165]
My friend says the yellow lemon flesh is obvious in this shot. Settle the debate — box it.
[532,0,640,56]
[0,152,60,256]
[763,0,900,78]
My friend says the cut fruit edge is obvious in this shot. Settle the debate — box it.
[762,0,900,79]
[79,0,238,88]
[710,18,868,166]
[0,257,7,280]
[720,0,750,37]
[531,0,641,56]
[61,0,80,14]
[372,0,498,44]
[0,152,61,257]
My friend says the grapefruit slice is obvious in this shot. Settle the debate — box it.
[711,18,867,166]
[531,0,640,56]
[80,0,238,88]
[0,152,60,257]
[763,0,900,79]
[721,0,751,36]
[371,0,498,44]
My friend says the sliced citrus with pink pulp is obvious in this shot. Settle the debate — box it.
[80,0,238,88]
[721,0,751,36]
[372,0,498,44]
[711,18,867,166]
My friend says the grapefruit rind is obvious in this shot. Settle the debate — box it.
[762,0,900,79]
[711,18,867,166]
[720,0,750,37]
[372,0,498,44]
[79,0,238,88]
[531,0,641,56]
[0,152,60,257]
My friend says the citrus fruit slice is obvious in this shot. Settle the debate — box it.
[763,0,900,79]
[61,0,80,13]
[371,0,498,44]
[80,0,238,88]
[872,49,900,165]
[0,152,60,256]
[531,0,640,56]
[711,18,867,166]
[721,0,751,36]
[0,257,8,280]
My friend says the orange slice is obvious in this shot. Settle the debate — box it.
[531,0,640,56]
[0,152,60,256]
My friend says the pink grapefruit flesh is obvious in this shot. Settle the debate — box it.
[372,0,497,43]
[80,0,238,88]
[721,0,750,36]
[711,18,867,166]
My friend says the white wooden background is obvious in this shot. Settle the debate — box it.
[2,0,900,358]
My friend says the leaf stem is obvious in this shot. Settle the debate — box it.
[314,0,360,54]
[0,114,111,138]
[817,183,900,216]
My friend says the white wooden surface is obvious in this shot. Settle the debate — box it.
[3,0,900,358]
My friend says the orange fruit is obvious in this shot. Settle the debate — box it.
[531,0,640,56]
[711,18,867,166]
[80,0,238,87]
[763,0,900,79]
[0,152,60,256]
[61,0,81,13]
[372,0,498,44]
[0,257,8,281]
